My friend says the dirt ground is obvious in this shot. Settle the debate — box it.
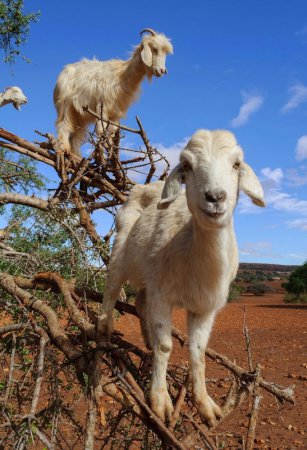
[117,291,307,449]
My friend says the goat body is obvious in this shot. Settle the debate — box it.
[54,30,173,155]
[101,129,265,425]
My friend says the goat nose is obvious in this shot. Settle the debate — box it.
[205,190,227,203]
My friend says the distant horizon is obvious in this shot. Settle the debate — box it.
[238,262,300,269]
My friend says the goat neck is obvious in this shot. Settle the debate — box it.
[191,216,238,283]
[120,49,147,89]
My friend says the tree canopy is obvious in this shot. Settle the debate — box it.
[0,0,39,64]
[283,261,307,301]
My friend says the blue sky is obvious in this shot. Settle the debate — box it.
[1,0,307,265]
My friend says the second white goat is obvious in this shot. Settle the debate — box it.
[54,28,173,156]
[99,129,265,425]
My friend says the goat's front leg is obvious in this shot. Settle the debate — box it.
[188,310,222,427]
[148,299,174,422]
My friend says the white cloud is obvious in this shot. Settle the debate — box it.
[265,190,307,215]
[230,91,263,128]
[259,167,307,215]
[261,167,284,184]
[239,166,307,219]
[296,135,307,161]
[281,83,307,113]
[123,139,188,183]
[156,139,189,170]
[288,219,307,231]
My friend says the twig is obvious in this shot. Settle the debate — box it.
[116,372,188,450]
[182,412,217,450]
[71,189,110,265]
[30,334,49,416]
[34,272,96,340]
[32,426,54,450]
[246,364,262,450]
[242,305,253,371]
[3,332,17,405]
[83,106,142,134]
[169,371,191,429]
[0,323,28,336]
[0,271,86,370]
[84,388,97,450]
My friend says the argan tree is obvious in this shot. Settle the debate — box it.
[0,120,296,449]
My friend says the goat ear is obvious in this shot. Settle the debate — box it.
[141,43,152,67]
[157,164,184,209]
[239,162,265,207]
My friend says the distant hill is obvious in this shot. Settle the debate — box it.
[239,263,298,273]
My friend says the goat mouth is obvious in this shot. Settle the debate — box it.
[200,207,226,219]
[13,101,27,110]
[153,69,164,77]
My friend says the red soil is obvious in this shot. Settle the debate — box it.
[117,292,307,449]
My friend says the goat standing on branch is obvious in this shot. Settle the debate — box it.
[99,129,265,426]
[53,28,173,156]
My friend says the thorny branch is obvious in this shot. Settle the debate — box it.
[0,271,296,449]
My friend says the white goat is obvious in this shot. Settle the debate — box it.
[53,28,173,156]
[0,86,27,110]
[99,129,265,426]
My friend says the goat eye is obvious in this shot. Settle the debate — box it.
[181,161,191,172]
[152,47,158,53]
[233,161,241,170]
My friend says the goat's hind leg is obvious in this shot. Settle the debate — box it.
[56,120,73,155]
[135,289,152,350]
[69,127,86,157]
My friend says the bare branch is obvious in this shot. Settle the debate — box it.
[246,364,262,450]
[0,192,51,210]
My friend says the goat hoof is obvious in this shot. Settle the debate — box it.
[196,395,222,428]
[97,313,113,343]
[150,390,174,422]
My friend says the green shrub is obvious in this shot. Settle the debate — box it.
[284,292,307,304]
[228,282,244,302]
[246,282,273,296]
